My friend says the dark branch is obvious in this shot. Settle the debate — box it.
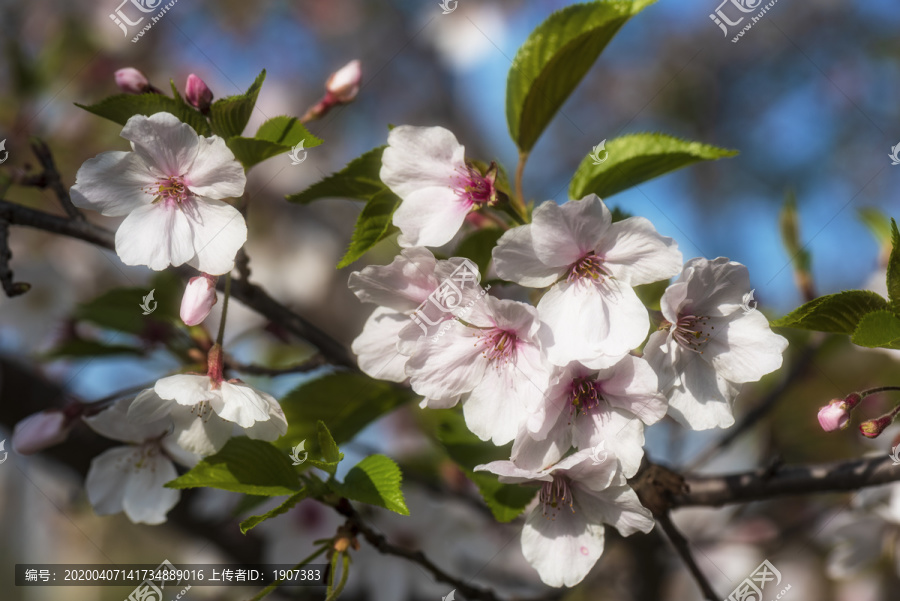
[26,138,85,220]
[0,215,31,296]
[656,513,719,601]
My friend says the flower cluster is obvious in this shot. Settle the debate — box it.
[350,125,789,586]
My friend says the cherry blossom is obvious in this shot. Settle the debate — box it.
[492,194,681,368]
[476,448,654,587]
[643,257,788,430]
[70,112,247,275]
[180,274,218,326]
[380,125,499,248]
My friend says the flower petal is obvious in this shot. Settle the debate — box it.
[155,374,215,406]
[531,195,611,268]
[184,198,248,276]
[493,225,563,287]
[85,446,135,516]
[84,397,170,444]
[405,320,487,404]
[122,452,180,524]
[70,151,157,216]
[579,485,654,537]
[214,381,272,428]
[121,112,200,177]
[171,407,235,456]
[348,247,440,311]
[351,307,410,383]
[185,135,246,199]
[599,216,682,286]
[380,125,463,198]
[706,310,788,383]
[392,186,470,248]
[521,504,605,587]
[114,202,196,271]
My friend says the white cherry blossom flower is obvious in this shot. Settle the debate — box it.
[70,112,247,275]
[514,356,667,478]
[84,397,198,525]
[492,194,681,368]
[643,257,788,430]
[380,125,499,248]
[405,295,551,445]
[476,448,654,587]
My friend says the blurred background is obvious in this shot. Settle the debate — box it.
[2,0,900,599]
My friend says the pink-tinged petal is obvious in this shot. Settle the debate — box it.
[493,225,563,287]
[70,151,157,216]
[531,195,612,268]
[171,408,234,456]
[579,485,654,537]
[180,275,218,326]
[122,451,180,524]
[380,125,464,198]
[512,423,571,472]
[550,448,618,488]
[600,216,681,285]
[572,408,645,479]
[84,397,170,443]
[85,446,134,516]
[463,362,544,445]
[115,202,196,271]
[392,186,470,248]
[12,410,71,455]
[706,310,787,383]
[659,280,689,326]
[521,504,605,587]
[121,112,200,177]
[527,369,573,439]
[154,374,215,406]
[348,247,440,311]
[184,198,248,276]
[351,307,410,383]
[473,459,547,483]
[215,382,272,428]
[405,320,488,403]
[662,343,740,430]
[596,355,668,425]
[185,135,246,199]
[681,257,751,317]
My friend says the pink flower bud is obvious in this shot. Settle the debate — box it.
[860,405,900,439]
[180,274,218,326]
[185,74,214,112]
[817,401,850,432]
[114,68,151,94]
[325,60,362,103]
[12,410,72,455]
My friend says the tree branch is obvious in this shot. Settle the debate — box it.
[656,512,719,601]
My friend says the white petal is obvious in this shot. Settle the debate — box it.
[351,307,410,383]
[128,388,177,424]
[579,485,655,537]
[463,363,542,445]
[121,112,199,177]
[596,355,668,425]
[70,151,157,216]
[155,374,215,406]
[379,125,464,198]
[521,504,605,587]
[214,381,272,428]
[599,217,682,285]
[86,446,135,516]
[405,321,487,404]
[473,459,547,484]
[114,202,195,271]
[84,397,170,444]
[706,310,788,383]
[531,195,611,268]
[186,135,246,199]
[348,247,439,311]
[122,451,180,524]
[662,343,740,430]
[573,408,645,479]
[392,187,470,248]
[243,400,289,442]
[681,257,751,317]
[171,408,234,456]
[184,198,248,276]
[492,225,563,287]
[511,423,571,472]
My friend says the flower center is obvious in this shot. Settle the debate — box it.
[569,376,603,415]
[453,165,496,209]
[668,314,714,354]
[146,175,191,207]
[476,328,518,365]
[567,253,610,283]
[539,475,575,519]
[190,400,216,422]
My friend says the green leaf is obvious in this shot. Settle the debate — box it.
[858,207,892,247]
[772,290,889,335]
[569,133,738,200]
[239,490,308,534]
[279,372,416,456]
[336,455,408,515]
[337,190,401,268]
[634,279,669,312]
[166,438,302,496]
[851,310,900,350]
[314,421,344,477]
[887,219,900,314]
[75,271,182,336]
[455,228,504,275]
[506,0,656,152]
[255,116,322,147]
[75,93,211,136]
[44,339,143,359]
[286,146,387,205]
[209,70,266,138]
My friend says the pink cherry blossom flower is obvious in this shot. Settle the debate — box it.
[476,448,654,587]
[492,194,682,368]
[380,125,499,248]
[643,257,788,430]
[70,112,247,275]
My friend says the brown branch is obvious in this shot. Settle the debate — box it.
[0,215,31,296]
[656,513,719,601]
[26,138,85,220]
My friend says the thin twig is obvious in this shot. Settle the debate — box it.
[0,216,30,296]
[656,512,719,601]
[27,138,84,220]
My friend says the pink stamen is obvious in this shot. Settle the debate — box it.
[452,165,496,209]
[567,253,611,283]
[569,376,603,415]
[539,475,575,520]
[476,328,518,365]
[670,314,714,354]
[143,175,191,207]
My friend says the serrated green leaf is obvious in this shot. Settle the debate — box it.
[286,146,387,205]
[455,228,504,275]
[239,490,308,534]
[851,310,900,350]
[74,271,182,336]
[336,455,408,515]
[337,190,401,268]
[569,133,738,200]
[772,290,889,335]
[887,219,900,314]
[166,438,302,496]
[44,339,143,359]
[75,94,211,136]
[209,70,266,138]
[507,0,656,152]
[315,421,343,477]
[255,116,322,147]
[278,372,416,456]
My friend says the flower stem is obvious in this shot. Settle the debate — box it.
[247,544,329,601]
[324,552,351,601]
[512,150,529,222]
[860,386,900,397]
[215,271,232,348]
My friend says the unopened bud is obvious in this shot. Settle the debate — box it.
[860,405,900,439]
[325,60,362,103]
[817,399,851,432]
[180,274,218,326]
[115,68,152,94]
[185,74,214,112]
[12,410,73,454]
